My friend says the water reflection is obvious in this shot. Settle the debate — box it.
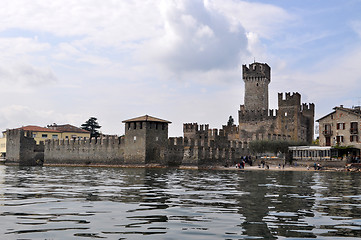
[0,166,360,239]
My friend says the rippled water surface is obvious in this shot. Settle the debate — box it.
[0,165,360,239]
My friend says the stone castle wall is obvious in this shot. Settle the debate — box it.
[238,92,314,144]
[5,129,44,166]
[44,136,125,166]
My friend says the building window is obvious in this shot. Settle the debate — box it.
[162,123,165,130]
[350,122,358,134]
[52,135,58,139]
[42,134,48,138]
[337,123,345,130]
[336,135,344,143]
[32,134,37,138]
[350,135,359,142]
[155,136,159,141]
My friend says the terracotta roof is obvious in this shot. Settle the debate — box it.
[122,115,171,123]
[316,111,336,122]
[317,106,361,122]
[47,124,90,133]
[18,125,62,133]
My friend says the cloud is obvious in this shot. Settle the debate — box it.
[351,20,361,38]
[140,0,249,74]
[0,37,50,59]
[207,0,293,39]
[0,1,162,48]
[0,63,57,87]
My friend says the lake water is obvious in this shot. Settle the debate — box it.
[0,165,360,240]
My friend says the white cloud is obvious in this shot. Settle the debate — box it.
[351,20,361,38]
[140,0,249,74]
[206,0,293,39]
[0,37,50,59]
[0,63,57,87]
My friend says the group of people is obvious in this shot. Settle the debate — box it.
[235,156,253,169]
[350,155,360,163]
[310,163,322,170]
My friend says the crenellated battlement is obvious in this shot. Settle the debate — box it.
[242,62,270,82]
[45,136,124,148]
[239,105,277,122]
[301,103,315,119]
[278,92,301,107]
[222,124,239,134]
[302,103,315,112]
[183,123,209,132]
[6,128,33,139]
[168,137,184,146]
[207,128,227,137]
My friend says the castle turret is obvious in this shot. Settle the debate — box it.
[242,62,271,111]
[122,115,171,165]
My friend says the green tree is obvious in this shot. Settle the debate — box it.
[227,116,234,126]
[249,140,308,155]
[81,117,101,138]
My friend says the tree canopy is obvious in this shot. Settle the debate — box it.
[249,140,308,155]
[81,117,101,138]
[227,116,234,126]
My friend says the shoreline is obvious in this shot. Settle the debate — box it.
[213,165,346,172]
[36,163,358,172]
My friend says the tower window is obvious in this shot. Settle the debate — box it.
[256,83,259,86]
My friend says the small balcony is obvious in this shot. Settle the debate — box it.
[322,130,333,136]
[350,128,358,134]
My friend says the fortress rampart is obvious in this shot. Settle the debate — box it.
[5,129,44,165]
[44,136,125,166]
[5,126,239,167]
[3,61,314,167]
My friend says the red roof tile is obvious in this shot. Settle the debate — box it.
[122,115,171,123]
[47,124,90,133]
[19,125,61,133]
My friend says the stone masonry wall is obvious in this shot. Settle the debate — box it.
[6,129,43,166]
[44,136,125,166]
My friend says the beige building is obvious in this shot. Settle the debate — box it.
[46,124,91,140]
[0,124,90,157]
[317,105,361,157]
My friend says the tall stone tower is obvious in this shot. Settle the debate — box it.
[122,115,171,165]
[242,62,271,111]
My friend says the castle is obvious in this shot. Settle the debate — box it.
[183,62,315,150]
[3,62,314,167]
[237,62,314,144]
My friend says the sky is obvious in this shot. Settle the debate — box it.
[0,0,361,137]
